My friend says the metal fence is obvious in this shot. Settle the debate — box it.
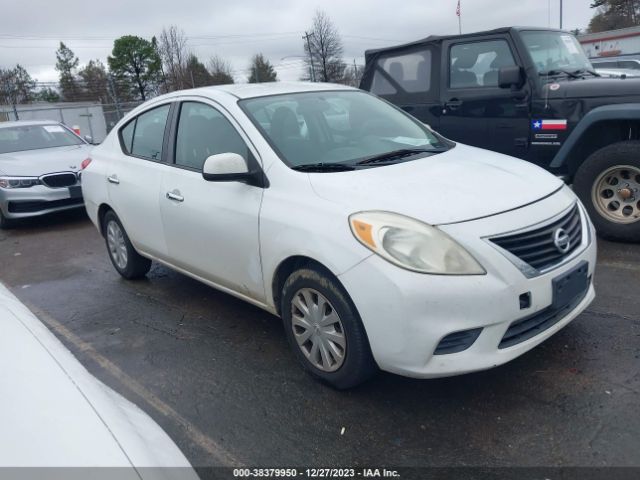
[0,101,142,143]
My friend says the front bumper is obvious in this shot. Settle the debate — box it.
[338,188,597,378]
[0,185,84,219]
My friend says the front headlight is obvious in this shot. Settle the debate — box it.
[0,176,41,189]
[349,211,485,275]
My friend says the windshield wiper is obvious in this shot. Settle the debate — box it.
[539,69,581,79]
[356,148,436,166]
[291,162,355,172]
[573,68,600,77]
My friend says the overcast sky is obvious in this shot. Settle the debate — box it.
[0,0,594,84]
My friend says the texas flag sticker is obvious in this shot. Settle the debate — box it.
[532,119,567,131]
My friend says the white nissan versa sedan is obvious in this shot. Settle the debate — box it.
[82,82,596,388]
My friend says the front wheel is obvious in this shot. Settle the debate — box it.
[574,141,640,242]
[103,210,152,279]
[281,267,377,389]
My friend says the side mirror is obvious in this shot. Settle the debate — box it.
[202,152,267,188]
[83,135,94,144]
[498,65,524,89]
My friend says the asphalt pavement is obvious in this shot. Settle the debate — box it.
[1,209,638,468]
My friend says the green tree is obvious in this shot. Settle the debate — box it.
[248,53,278,83]
[35,87,60,103]
[78,59,109,102]
[208,55,235,85]
[108,35,162,101]
[185,54,212,87]
[55,42,81,101]
[0,64,36,106]
[588,0,640,32]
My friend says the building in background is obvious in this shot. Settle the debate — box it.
[578,26,640,58]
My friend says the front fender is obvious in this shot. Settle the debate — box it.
[550,103,640,168]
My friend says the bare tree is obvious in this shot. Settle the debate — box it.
[157,25,189,91]
[303,10,346,83]
[208,55,235,85]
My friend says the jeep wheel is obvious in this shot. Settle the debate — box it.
[574,141,640,242]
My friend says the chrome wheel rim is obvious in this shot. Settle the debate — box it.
[106,220,128,270]
[290,288,346,372]
[592,165,640,224]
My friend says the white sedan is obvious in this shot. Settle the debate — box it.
[81,82,596,389]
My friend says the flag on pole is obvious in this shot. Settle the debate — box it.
[456,0,461,16]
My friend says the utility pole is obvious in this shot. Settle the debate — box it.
[303,32,316,82]
[107,74,123,120]
[560,0,563,29]
[353,59,358,86]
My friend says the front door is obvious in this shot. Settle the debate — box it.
[438,36,531,159]
[159,100,265,301]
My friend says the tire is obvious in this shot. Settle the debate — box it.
[574,140,640,242]
[281,267,377,389]
[102,210,152,279]
[0,210,13,229]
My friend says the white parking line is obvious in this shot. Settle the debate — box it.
[25,302,242,468]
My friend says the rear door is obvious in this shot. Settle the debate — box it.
[362,45,440,129]
[107,103,173,258]
[438,35,531,158]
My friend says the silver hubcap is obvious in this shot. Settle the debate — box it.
[290,288,346,372]
[592,165,640,224]
[106,220,128,270]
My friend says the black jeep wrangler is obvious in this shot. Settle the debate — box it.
[360,27,640,241]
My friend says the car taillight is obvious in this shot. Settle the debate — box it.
[81,158,92,170]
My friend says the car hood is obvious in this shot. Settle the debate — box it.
[308,143,563,225]
[542,76,640,99]
[0,283,198,475]
[0,144,92,176]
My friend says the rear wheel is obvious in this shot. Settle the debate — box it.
[103,210,151,279]
[574,141,640,242]
[281,267,377,389]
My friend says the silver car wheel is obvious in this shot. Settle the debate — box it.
[106,220,128,270]
[592,165,640,224]
[290,288,347,372]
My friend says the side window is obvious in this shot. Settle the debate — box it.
[175,102,249,171]
[450,40,516,88]
[372,49,432,94]
[120,120,135,153]
[120,104,170,160]
[131,105,170,160]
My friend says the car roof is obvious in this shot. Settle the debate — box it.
[364,26,567,58]
[161,81,356,101]
[0,120,62,129]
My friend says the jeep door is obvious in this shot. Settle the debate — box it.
[438,35,531,159]
[361,45,440,129]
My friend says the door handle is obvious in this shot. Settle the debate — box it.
[444,98,463,111]
[166,191,184,202]
[107,175,119,184]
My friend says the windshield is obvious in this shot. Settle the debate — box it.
[240,91,449,169]
[521,31,593,76]
[0,124,84,154]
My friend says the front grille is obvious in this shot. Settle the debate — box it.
[434,328,482,355]
[40,172,78,188]
[499,274,590,349]
[490,205,582,272]
[8,197,84,213]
